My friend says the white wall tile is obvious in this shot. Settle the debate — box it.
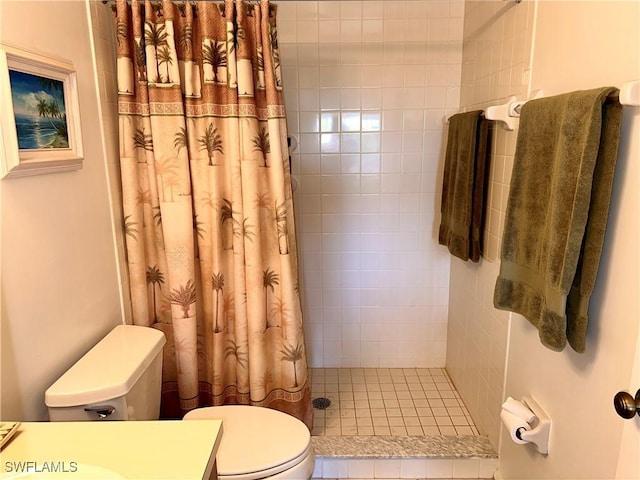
[374,458,401,478]
[453,458,480,478]
[399,458,427,478]
[349,459,375,479]
[426,458,453,478]
[281,0,461,369]
[445,0,536,449]
[319,20,340,43]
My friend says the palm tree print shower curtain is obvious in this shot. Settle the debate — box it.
[114,0,312,428]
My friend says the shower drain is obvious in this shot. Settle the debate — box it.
[312,397,332,409]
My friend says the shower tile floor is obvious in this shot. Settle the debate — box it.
[310,368,480,437]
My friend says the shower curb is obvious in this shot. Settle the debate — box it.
[310,435,498,479]
[311,435,497,459]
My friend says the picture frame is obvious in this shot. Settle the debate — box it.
[0,45,83,178]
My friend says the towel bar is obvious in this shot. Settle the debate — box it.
[484,90,544,131]
[620,80,640,106]
[453,80,637,131]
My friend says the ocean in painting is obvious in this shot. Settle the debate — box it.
[14,114,68,150]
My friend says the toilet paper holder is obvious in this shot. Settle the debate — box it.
[505,396,552,455]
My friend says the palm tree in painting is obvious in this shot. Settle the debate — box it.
[220,198,234,250]
[281,342,304,388]
[146,265,165,324]
[169,279,197,318]
[36,98,49,118]
[202,39,227,83]
[46,99,60,119]
[35,98,65,140]
[198,123,224,166]
[211,272,224,333]
[45,99,67,139]
[157,45,174,83]
[262,268,279,329]
[275,202,289,255]
[252,127,271,167]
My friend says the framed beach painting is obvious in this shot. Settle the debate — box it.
[0,45,83,178]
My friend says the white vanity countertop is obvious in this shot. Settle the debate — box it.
[0,420,223,480]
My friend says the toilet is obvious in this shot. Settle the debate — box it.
[184,406,314,480]
[45,325,314,480]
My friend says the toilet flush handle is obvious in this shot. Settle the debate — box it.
[84,405,116,419]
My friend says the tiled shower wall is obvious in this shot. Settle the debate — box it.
[278,0,465,368]
[445,0,536,447]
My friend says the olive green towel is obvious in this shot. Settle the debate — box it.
[439,110,490,262]
[494,87,622,352]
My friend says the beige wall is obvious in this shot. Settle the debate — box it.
[498,1,640,479]
[450,0,640,476]
[0,1,123,421]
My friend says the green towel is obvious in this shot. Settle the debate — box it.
[439,110,490,262]
[494,87,622,352]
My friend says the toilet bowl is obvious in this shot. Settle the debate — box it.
[184,406,314,480]
[45,325,314,480]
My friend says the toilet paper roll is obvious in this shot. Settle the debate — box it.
[502,396,536,423]
[501,409,530,445]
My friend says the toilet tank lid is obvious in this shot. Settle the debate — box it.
[45,325,166,408]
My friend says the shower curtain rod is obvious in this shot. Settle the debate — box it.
[102,0,289,3]
[104,0,522,4]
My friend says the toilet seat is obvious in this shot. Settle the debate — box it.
[183,405,313,480]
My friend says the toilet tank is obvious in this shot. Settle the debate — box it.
[45,325,166,421]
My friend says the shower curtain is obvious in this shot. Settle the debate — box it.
[114,0,312,428]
